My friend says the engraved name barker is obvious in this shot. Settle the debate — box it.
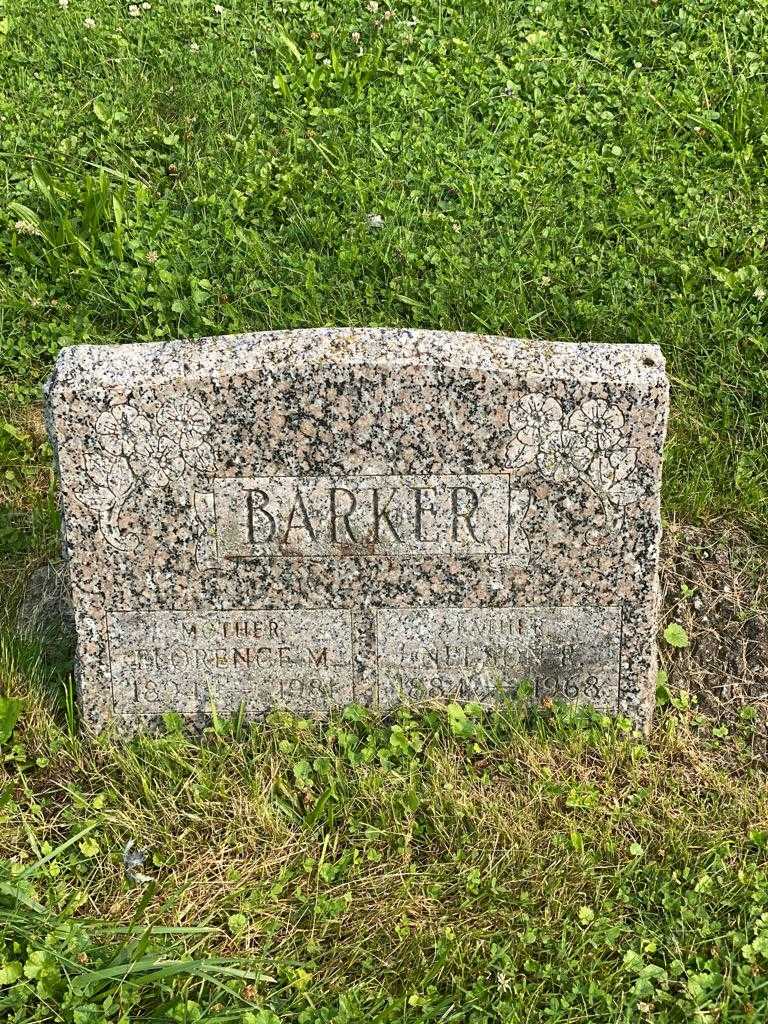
[213,474,527,559]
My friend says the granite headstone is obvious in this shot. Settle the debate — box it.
[44,329,669,732]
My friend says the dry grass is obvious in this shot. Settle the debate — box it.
[4,638,768,1018]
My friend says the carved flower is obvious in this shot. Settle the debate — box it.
[156,395,210,450]
[144,453,187,490]
[513,393,563,445]
[76,395,214,554]
[95,404,153,462]
[537,429,593,483]
[78,456,123,511]
[569,398,624,449]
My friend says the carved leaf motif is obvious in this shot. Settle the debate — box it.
[508,488,531,560]
[77,487,115,512]
[108,456,134,498]
[588,455,615,491]
[193,490,218,569]
[188,440,214,475]
[608,447,637,481]
[96,410,123,458]
[607,477,639,508]
[99,507,139,554]
[85,454,112,490]
[506,439,535,470]
[588,452,638,507]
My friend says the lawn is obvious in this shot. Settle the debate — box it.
[4,683,768,1023]
[2,0,768,537]
[2,0,768,1020]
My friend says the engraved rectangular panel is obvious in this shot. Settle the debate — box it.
[376,607,621,711]
[107,609,354,715]
[214,474,511,558]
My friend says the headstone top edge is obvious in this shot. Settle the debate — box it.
[44,329,666,398]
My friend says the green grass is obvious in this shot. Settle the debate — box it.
[3,662,768,1023]
[1,0,768,536]
[3,2,768,1019]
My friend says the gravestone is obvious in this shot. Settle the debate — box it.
[44,329,669,733]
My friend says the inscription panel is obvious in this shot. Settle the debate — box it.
[107,609,354,715]
[214,474,520,559]
[376,607,621,711]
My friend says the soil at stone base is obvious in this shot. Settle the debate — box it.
[660,520,768,746]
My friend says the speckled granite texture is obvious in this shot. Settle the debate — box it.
[44,328,669,733]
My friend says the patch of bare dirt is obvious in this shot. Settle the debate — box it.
[660,519,768,736]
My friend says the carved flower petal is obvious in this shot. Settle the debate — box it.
[180,396,210,429]
[541,396,564,421]
[519,393,562,425]
[130,412,152,436]
[536,448,562,480]
[598,428,624,451]
[516,426,540,446]
[519,392,545,415]
[555,463,580,483]
[568,408,589,433]
[155,437,176,462]
[556,429,593,472]
[571,398,625,436]
[132,434,156,463]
